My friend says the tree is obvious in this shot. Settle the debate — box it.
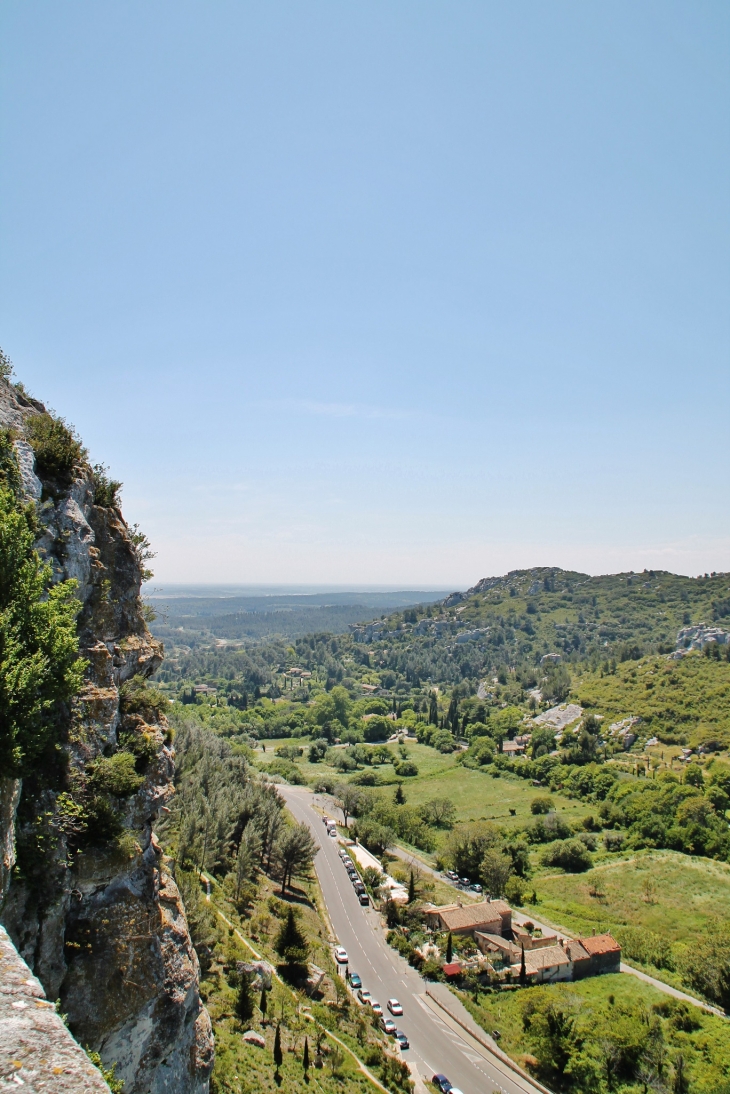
[539,838,592,873]
[445,932,453,963]
[672,1054,689,1094]
[480,849,514,897]
[519,944,527,986]
[394,782,406,805]
[447,694,459,734]
[235,827,260,900]
[303,1036,310,1075]
[274,907,309,966]
[0,433,85,775]
[235,973,254,1021]
[334,783,362,829]
[275,822,318,894]
[273,1024,283,1075]
[445,821,500,878]
[260,986,268,1021]
[428,693,438,725]
[418,798,456,828]
[407,870,416,903]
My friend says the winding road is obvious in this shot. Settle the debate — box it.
[279,785,548,1094]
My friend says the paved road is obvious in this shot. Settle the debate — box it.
[280,785,547,1094]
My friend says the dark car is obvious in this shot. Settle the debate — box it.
[358,892,370,906]
[394,1031,409,1050]
[432,1075,452,1093]
[349,973,362,989]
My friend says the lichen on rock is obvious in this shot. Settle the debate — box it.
[0,378,213,1094]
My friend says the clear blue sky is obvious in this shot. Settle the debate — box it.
[1,1,728,586]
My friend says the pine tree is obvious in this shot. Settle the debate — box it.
[235,973,254,1021]
[445,932,453,963]
[407,870,416,903]
[394,783,406,805]
[429,693,438,725]
[274,907,309,966]
[273,1024,283,1074]
[260,986,268,1020]
[303,1036,310,1074]
[519,944,526,986]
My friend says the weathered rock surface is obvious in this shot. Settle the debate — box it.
[0,925,111,1092]
[0,380,213,1093]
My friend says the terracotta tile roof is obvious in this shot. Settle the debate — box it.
[565,940,591,962]
[436,900,511,932]
[442,962,462,976]
[523,945,571,971]
[577,933,621,956]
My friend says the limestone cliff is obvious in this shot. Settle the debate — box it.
[0,379,213,1093]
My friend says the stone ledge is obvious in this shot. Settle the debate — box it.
[0,926,110,1092]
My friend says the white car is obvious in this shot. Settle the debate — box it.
[387,998,403,1016]
[334,946,348,963]
[370,1000,383,1016]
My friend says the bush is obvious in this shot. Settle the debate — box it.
[527,812,573,843]
[394,760,418,777]
[539,838,593,872]
[603,830,626,852]
[92,463,122,508]
[89,751,144,797]
[119,675,168,725]
[26,413,84,486]
[504,874,527,905]
[530,795,554,815]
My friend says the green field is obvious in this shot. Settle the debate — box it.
[461,972,730,1094]
[533,849,730,947]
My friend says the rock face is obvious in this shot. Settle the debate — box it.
[0,380,213,1093]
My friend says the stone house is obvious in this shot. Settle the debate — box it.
[423,899,512,937]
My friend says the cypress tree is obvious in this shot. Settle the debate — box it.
[519,944,526,986]
[394,783,406,805]
[445,932,453,963]
[260,986,268,1020]
[235,974,254,1021]
[303,1036,310,1074]
[407,870,416,903]
[273,1024,283,1074]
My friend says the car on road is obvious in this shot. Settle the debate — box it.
[445,871,459,882]
[349,973,362,989]
[354,881,365,893]
[334,946,348,963]
[357,988,371,1005]
[432,1075,452,1093]
[387,999,403,1016]
[459,877,471,888]
[469,883,483,893]
[380,1017,397,1035]
[370,1001,383,1016]
[358,892,369,906]
[394,1031,409,1050]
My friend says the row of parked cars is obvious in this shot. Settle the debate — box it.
[443,870,482,894]
[338,846,370,905]
[333,947,410,1050]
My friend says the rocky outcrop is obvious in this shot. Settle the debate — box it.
[0,924,111,1092]
[0,380,213,1093]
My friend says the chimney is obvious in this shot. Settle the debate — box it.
[592,928,596,936]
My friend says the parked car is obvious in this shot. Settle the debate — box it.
[387,999,403,1016]
[459,877,471,887]
[432,1075,452,1093]
[349,973,362,989]
[354,881,365,893]
[469,883,483,894]
[357,989,371,1005]
[445,871,459,882]
[358,893,370,906]
[370,1001,383,1016]
[334,946,348,964]
[380,1017,397,1034]
[394,1031,409,1050]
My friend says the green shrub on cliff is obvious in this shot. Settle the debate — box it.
[0,433,85,776]
[26,412,85,487]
